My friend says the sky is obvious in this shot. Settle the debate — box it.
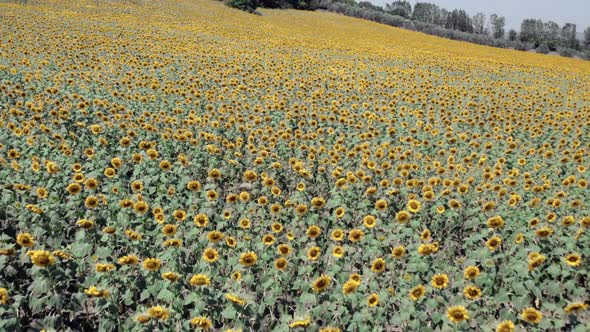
[367,0,590,31]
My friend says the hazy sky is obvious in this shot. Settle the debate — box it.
[367,0,590,31]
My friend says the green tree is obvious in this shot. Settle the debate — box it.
[584,27,590,48]
[385,1,412,18]
[225,0,259,12]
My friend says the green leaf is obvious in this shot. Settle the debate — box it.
[221,305,236,319]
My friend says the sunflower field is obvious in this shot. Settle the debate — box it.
[0,0,589,331]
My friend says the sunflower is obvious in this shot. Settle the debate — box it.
[274,257,288,271]
[225,293,246,306]
[172,209,186,222]
[143,258,161,271]
[202,248,219,263]
[564,302,588,314]
[486,216,505,229]
[104,167,116,178]
[348,229,364,243]
[535,227,553,239]
[289,316,311,328]
[418,243,437,256]
[367,293,379,307]
[207,231,224,243]
[420,229,431,242]
[370,258,386,273]
[84,195,99,209]
[363,215,377,228]
[16,233,34,247]
[307,246,321,261]
[463,285,482,299]
[495,320,514,332]
[520,307,542,324]
[447,306,469,323]
[342,279,359,295]
[311,275,331,293]
[407,199,421,213]
[161,272,180,281]
[409,285,426,301]
[271,222,283,233]
[133,201,149,215]
[485,236,502,251]
[375,199,388,211]
[147,306,169,320]
[334,206,346,218]
[95,263,116,272]
[395,210,410,223]
[161,224,177,237]
[189,274,211,286]
[431,274,449,289]
[190,316,212,330]
[464,266,480,279]
[564,253,582,267]
[332,246,344,258]
[186,180,202,191]
[306,225,321,239]
[311,197,325,208]
[77,219,95,229]
[27,250,55,267]
[194,214,209,227]
[0,287,10,304]
[319,327,341,332]
[330,229,345,241]
[118,255,139,265]
[239,251,257,267]
[391,246,406,258]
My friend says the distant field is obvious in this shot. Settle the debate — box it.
[0,0,589,331]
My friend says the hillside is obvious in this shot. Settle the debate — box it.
[0,0,589,331]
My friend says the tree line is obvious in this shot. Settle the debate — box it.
[222,0,590,59]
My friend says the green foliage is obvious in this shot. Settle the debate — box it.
[225,0,259,13]
[536,43,550,54]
